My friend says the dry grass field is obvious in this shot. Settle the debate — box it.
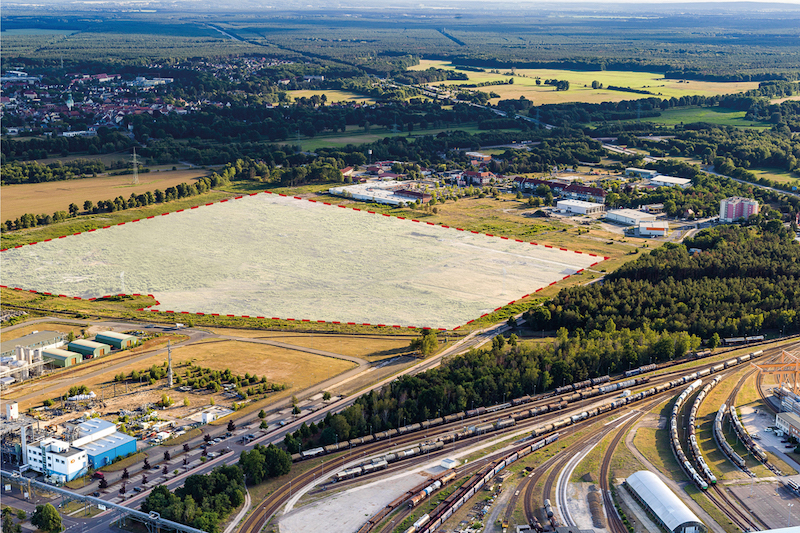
[169,339,356,389]
[409,60,759,105]
[210,328,416,361]
[1,169,212,220]
[1,321,87,342]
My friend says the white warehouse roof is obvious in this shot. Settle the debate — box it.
[558,199,603,208]
[626,471,705,533]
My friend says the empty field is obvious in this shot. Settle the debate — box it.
[410,61,759,105]
[0,193,601,329]
[1,169,212,221]
[169,339,356,388]
[210,329,416,361]
[747,167,800,186]
[639,106,769,129]
[287,89,376,104]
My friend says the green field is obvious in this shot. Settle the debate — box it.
[277,122,520,151]
[409,61,760,105]
[287,89,376,104]
[748,167,800,187]
[639,106,769,129]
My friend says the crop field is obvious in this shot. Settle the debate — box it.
[409,61,759,105]
[0,193,601,329]
[638,106,769,129]
[1,169,212,221]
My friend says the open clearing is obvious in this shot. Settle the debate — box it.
[639,106,769,129]
[747,167,800,186]
[167,339,356,389]
[409,60,759,105]
[208,328,415,361]
[1,169,211,221]
[287,89,376,104]
[0,193,601,329]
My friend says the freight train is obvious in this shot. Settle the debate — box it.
[730,404,769,464]
[687,377,720,484]
[555,375,611,395]
[670,380,708,490]
[407,434,560,533]
[714,404,746,469]
[407,471,458,508]
[333,442,445,483]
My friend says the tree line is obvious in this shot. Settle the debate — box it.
[532,226,800,340]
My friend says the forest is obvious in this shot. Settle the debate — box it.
[531,225,800,339]
[140,465,245,533]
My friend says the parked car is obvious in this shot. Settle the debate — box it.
[91,491,101,497]
[92,471,105,479]
[133,487,143,493]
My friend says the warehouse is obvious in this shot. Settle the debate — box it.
[606,209,657,226]
[70,419,138,468]
[776,411,800,440]
[557,199,605,215]
[625,167,658,179]
[41,348,83,368]
[1,330,66,359]
[67,340,111,359]
[651,175,692,189]
[638,221,670,237]
[625,470,707,533]
[95,331,139,349]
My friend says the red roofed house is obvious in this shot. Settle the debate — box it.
[464,171,495,186]
[562,183,608,203]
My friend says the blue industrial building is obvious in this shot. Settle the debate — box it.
[70,419,138,469]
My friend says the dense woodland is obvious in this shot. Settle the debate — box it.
[533,226,800,339]
[140,465,244,533]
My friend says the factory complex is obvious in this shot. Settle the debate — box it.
[0,330,139,388]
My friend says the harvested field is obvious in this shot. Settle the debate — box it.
[1,169,211,221]
[410,60,760,105]
[1,193,602,329]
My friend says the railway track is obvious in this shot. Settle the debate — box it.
[240,348,784,532]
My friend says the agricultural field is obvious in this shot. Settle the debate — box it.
[638,106,769,129]
[0,193,602,330]
[287,89,376,104]
[409,61,760,105]
[1,169,211,221]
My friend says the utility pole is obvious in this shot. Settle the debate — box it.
[167,340,173,388]
[131,148,139,185]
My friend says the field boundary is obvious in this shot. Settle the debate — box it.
[0,190,608,331]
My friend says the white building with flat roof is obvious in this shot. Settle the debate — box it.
[651,175,692,189]
[638,221,670,237]
[556,199,605,215]
[606,209,657,226]
[25,438,88,482]
[625,167,658,179]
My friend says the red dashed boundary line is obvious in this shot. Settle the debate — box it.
[0,191,609,331]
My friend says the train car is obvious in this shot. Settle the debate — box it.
[544,499,554,518]
[466,406,487,417]
[386,429,399,438]
[302,447,325,459]
[555,384,574,395]
[512,395,531,406]
[291,453,302,462]
[429,417,444,427]
[362,434,375,445]
[444,412,463,424]
[591,375,611,386]
[738,353,751,363]
[374,431,388,440]
[751,350,764,357]
[324,444,339,454]
[487,402,512,413]
[723,358,738,369]
[496,418,516,430]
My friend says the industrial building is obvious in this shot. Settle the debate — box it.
[67,339,111,359]
[69,419,137,469]
[20,418,138,482]
[625,167,658,179]
[329,181,432,206]
[1,330,66,359]
[557,199,605,215]
[606,209,657,226]
[650,175,692,188]
[95,331,139,349]
[720,197,759,223]
[25,438,88,482]
[776,411,800,440]
[638,221,670,237]
[625,470,707,533]
[41,348,83,368]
